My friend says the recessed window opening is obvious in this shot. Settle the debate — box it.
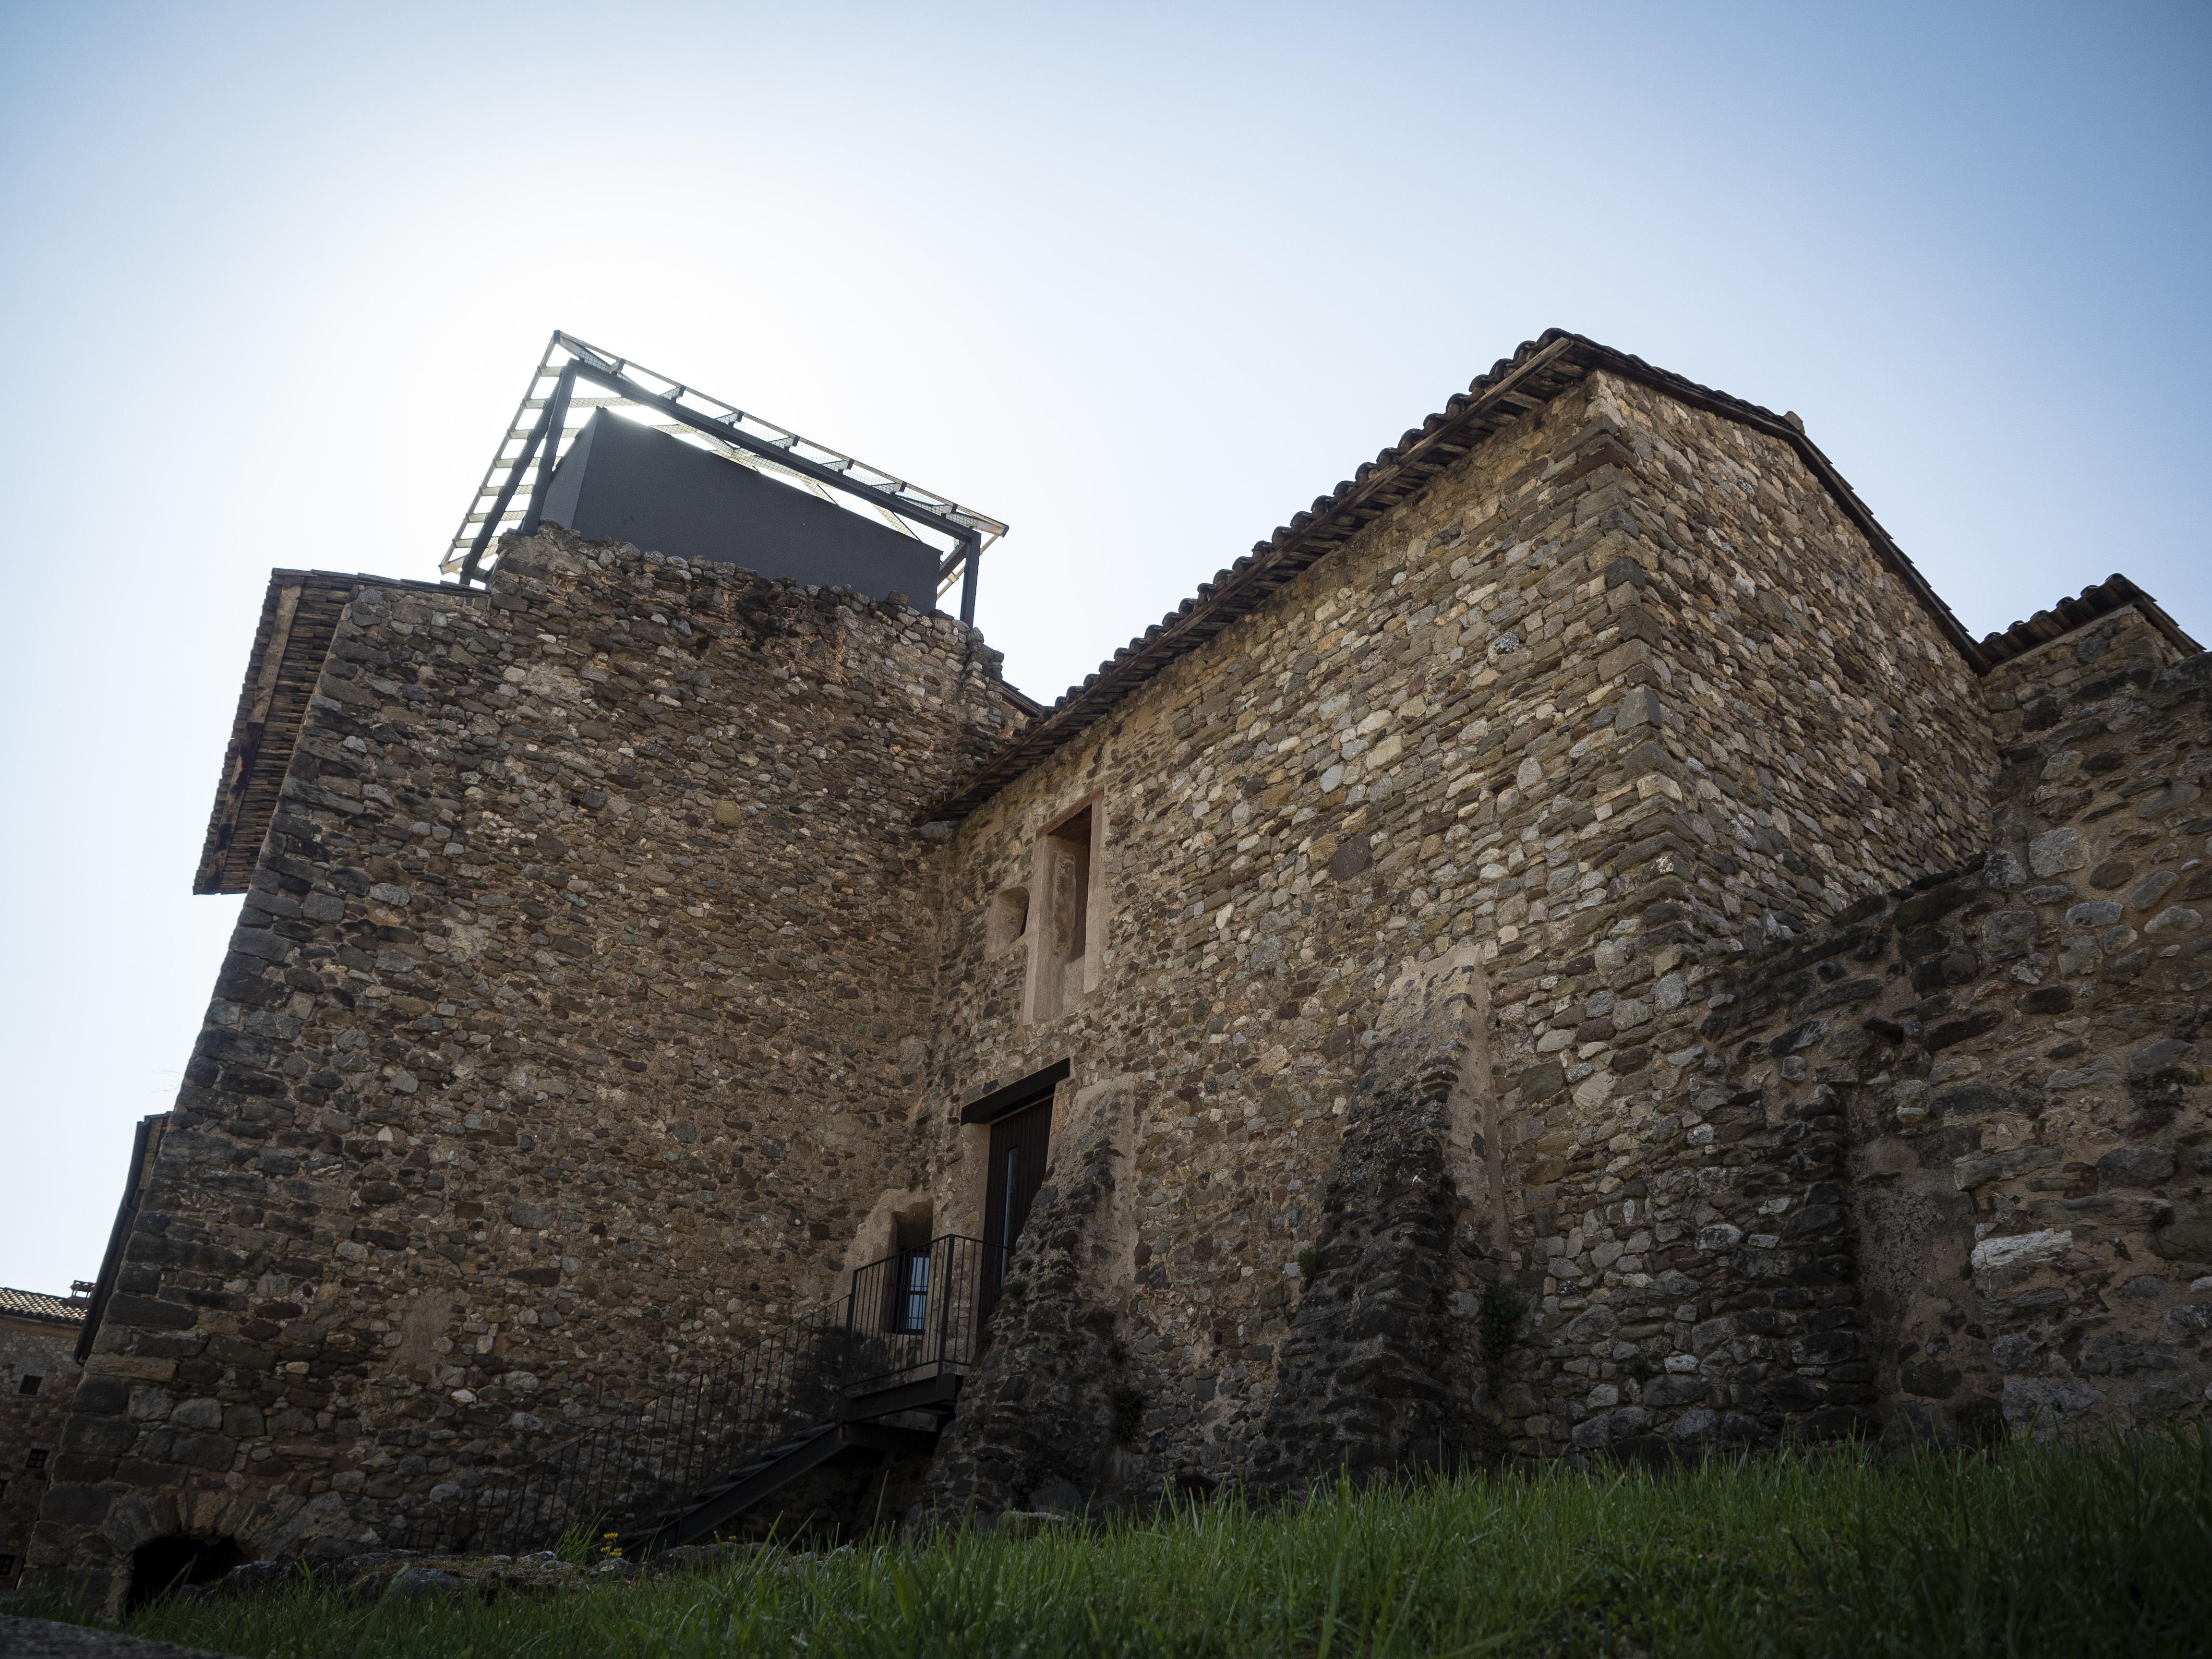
[24,1448,47,1471]
[889,1207,933,1335]
[17,1374,40,1395]
[1026,804,1098,1022]
[1048,808,1092,959]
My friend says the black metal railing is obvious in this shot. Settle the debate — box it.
[844,1234,991,1393]
[445,331,1006,625]
[394,1235,995,1556]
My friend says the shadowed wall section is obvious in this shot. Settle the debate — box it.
[1253,948,1504,1491]
[922,1076,1139,1519]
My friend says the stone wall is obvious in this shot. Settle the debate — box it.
[1249,948,1500,1491]
[1500,637,2210,1459]
[1590,377,1992,943]
[1871,642,2212,1439]
[912,367,1994,1506]
[1,1311,83,1586]
[35,344,2200,1579]
[1981,602,2191,745]
[32,529,1026,1606]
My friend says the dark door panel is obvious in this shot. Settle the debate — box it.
[981,1094,1053,1318]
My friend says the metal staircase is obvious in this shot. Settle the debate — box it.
[618,1373,960,1552]
[404,1236,995,1556]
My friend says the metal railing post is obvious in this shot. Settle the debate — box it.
[518,362,579,536]
[457,401,553,586]
[930,1236,951,1369]
[959,534,981,626]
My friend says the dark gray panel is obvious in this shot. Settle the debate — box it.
[541,409,939,608]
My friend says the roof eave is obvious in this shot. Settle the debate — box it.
[1974,573,2203,670]
[927,330,1989,823]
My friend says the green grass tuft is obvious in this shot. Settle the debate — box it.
[22,1430,2212,1657]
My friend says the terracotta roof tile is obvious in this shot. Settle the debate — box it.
[0,1286,87,1326]
[1975,574,2200,670]
[930,329,1981,820]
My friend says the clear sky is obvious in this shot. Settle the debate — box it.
[1,1,2206,1294]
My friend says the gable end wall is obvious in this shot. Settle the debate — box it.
[914,369,1991,1502]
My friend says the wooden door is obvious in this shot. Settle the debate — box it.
[981,1094,1053,1318]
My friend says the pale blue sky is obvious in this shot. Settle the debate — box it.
[2,1,2206,1292]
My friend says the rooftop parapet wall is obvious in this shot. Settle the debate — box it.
[33,529,1023,1605]
[913,368,1996,1504]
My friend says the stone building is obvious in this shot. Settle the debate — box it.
[27,328,2210,1607]
[1,1286,88,1587]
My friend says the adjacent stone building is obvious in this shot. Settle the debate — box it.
[2,1287,88,1587]
[27,329,2209,1606]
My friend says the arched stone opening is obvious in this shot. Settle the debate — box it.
[126,1533,245,1611]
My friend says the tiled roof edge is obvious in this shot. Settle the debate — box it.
[927,330,1984,822]
[0,1285,88,1326]
[1975,573,2202,671]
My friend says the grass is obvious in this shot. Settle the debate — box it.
[23,1431,2212,1658]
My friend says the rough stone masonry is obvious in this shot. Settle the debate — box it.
[2,1288,87,1588]
[25,330,2208,1606]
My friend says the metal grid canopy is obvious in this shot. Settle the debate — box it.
[444,331,1008,623]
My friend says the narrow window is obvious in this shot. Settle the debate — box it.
[1026,804,1098,1022]
[889,1209,933,1334]
[999,1149,1022,1244]
[18,1374,40,1396]
[1048,809,1092,965]
[25,1448,48,1471]
[898,1251,930,1334]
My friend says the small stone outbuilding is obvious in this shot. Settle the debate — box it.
[2,1287,88,1587]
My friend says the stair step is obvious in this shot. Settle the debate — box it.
[598,1380,962,1552]
[613,1425,850,1543]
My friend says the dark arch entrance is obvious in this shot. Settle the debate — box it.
[127,1534,245,1611]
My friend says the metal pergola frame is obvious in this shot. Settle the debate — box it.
[445,332,1007,625]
